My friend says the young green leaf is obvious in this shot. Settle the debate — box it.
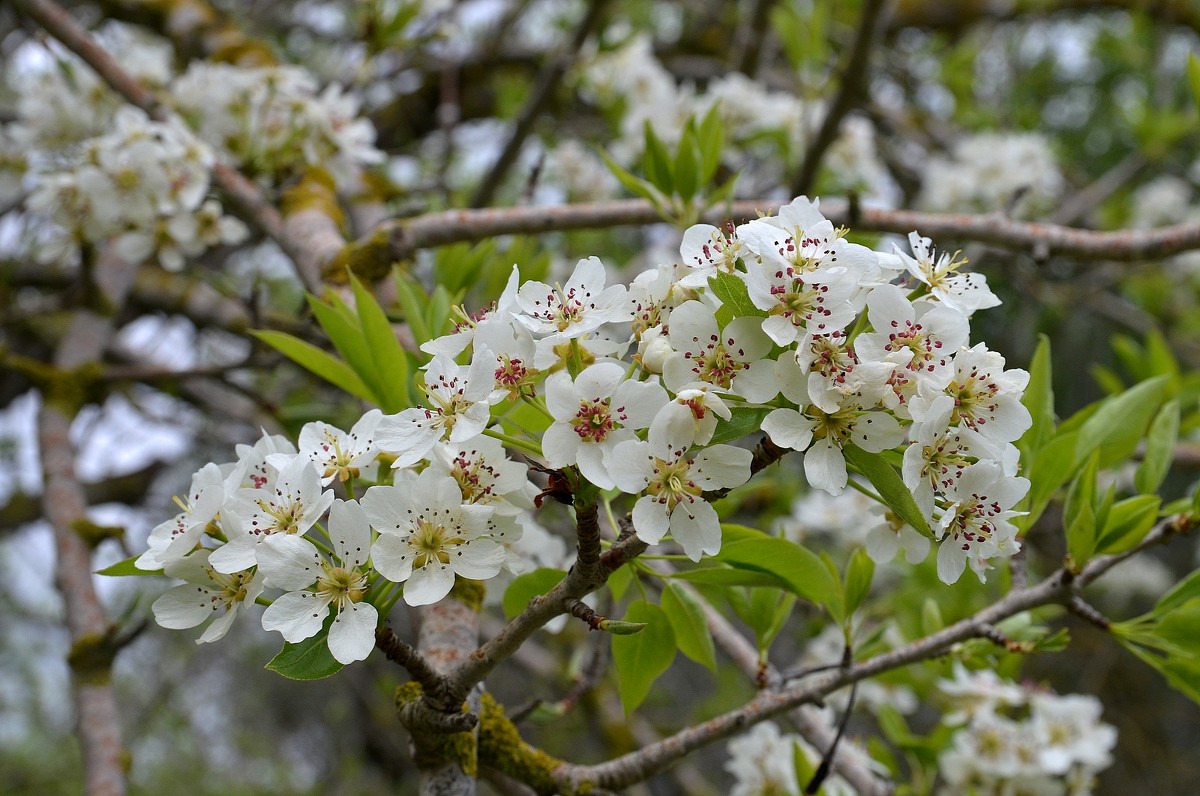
[1017,334,1055,457]
[1064,450,1100,566]
[307,291,386,400]
[251,330,377,404]
[696,105,725,183]
[641,122,675,195]
[673,127,700,203]
[611,600,677,714]
[392,272,434,350]
[715,530,839,608]
[1076,375,1169,468]
[707,405,773,445]
[842,444,933,538]
[266,632,345,681]
[1096,495,1161,555]
[1015,429,1079,531]
[661,582,716,670]
[349,273,410,413]
[1135,400,1180,495]
[599,149,666,211]
[502,568,567,619]
[95,556,164,577]
[843,548,875,617]
[669,566,789,588]
[707,271,764,317]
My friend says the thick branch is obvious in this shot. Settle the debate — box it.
[376,198,1200,267]
[36,244,137,796]
[446,533,647,703]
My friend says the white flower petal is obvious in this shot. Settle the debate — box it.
[328,601,378,664]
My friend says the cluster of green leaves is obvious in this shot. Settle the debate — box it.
[601,108,735,227]
[1113,568,1200,706]
[1015,334,1192,564]
[254,241,551,418]
[253,273,421,412]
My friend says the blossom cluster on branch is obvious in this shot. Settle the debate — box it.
[138,194,1032,666]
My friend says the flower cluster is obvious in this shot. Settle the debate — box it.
[918,132,1064,218]
[145,194,1029,665]
[4,27,383,270]
[936,664,1117,795]
[143,417,536,665]
[170,62,383,184]
[26,108,248,270]
[723,721,854,796]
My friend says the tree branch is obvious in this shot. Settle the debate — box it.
[468,0,610,208]
[374,197,1200,271]
[549,515,1195,792]
[790,0,892,196]
[12,0,330,292]
[36,243,136,796]
[445,533,647,704]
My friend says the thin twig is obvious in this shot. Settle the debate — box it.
[375,626,451,697]
[469,0,609,208]
[549,516,1195,792]
[790,0,892,196]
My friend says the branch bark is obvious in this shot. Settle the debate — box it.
[375,198,1200,271]
[549,517,1192,792]
[36,244,138,796]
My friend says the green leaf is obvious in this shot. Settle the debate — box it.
[1064,450,1100,566]
[792,740,817,794]
[607,561,634,601]
[759,591,797,653]
[1189,53,1200,108]
[350,274,411,413]
[392,272,433,351]
[641,122,675,195]
[842,444,933,538]
[1135,400,1180,495]
[599,148,666,210]
[1156,568,1200,614]
[1096,495,1161,555]
[1016,429,1080,531]
[670,566,790,588]
[502,568,567,619]
[708,405,773,446]
[707,271,764,317]
[661,582,716,670]
[1018,335,1055,457]
[715,528,839,608]
[251,330,377,404]
[843,548,875,617]
[266,632,345,681]
[611,600,676,713]
[696,105,724,184]
[96,556,163,577]
[1076,375,1169,468]
[673,127,699,203]
[307,292,385,400]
